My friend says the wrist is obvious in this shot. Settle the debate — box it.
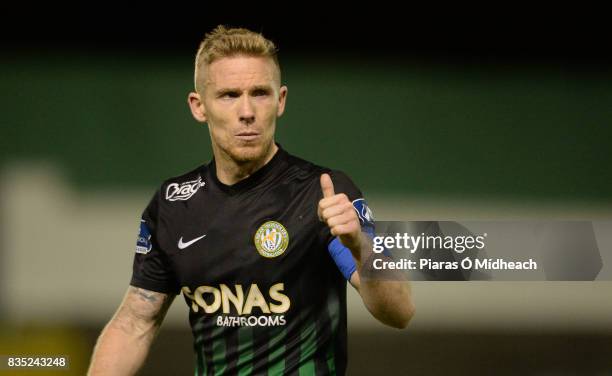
[342,232,370,259]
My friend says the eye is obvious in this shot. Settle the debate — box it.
[220,91,239,99]
[252,88,270,97]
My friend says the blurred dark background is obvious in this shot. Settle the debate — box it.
[2,6,611,200]
[1,7,611,375]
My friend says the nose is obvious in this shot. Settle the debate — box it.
[238,95,255,125]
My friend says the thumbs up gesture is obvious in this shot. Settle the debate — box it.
[318,173,362,250]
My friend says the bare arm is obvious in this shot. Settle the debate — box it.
[348,233,415,329]
[88,286,176,376]
[318,173,414,329]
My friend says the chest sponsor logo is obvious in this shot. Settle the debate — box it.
[165,176,206,201]
[182,283,290,327]
[254,221,289,258]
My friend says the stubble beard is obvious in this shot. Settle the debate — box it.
[221,137,274,167]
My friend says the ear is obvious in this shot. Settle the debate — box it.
[276,85,288,117]
[188,92,207,123]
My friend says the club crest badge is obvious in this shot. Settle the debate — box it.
[254,221,289,258]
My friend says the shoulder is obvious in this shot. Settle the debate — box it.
[283,150,362,198]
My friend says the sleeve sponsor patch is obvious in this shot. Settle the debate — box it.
[352,198,375,228]
[136,219,153,254]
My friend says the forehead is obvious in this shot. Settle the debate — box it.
[205,55,279,89]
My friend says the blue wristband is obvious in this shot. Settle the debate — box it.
[328,237,357,280]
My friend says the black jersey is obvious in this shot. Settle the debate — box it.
[130,145,372,375]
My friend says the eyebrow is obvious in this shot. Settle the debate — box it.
[250,85,273,92]
[214,88,240,96]
[214,85,273,96]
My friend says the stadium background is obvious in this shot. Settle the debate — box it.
[1,9,611,375]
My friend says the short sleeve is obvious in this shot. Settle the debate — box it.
[130,190,180,294]
[322,170,376,280]
[321,170,375,245]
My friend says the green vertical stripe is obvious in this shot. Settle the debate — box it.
[237,326,254,376]
[194,319,207,376]
[268,327,286,375]
[197,346,206,374]
[326,353,335,375]
[326,293,340,374]
[212,325,227,375]
[298,319,317,375]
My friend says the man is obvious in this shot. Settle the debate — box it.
[88,25,414,375]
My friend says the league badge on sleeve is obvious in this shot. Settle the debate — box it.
[136,219,153,254]
[352,198,375,227]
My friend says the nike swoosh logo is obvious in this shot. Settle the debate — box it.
[178,234,207,249]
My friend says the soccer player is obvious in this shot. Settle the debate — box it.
[88,25,414,375]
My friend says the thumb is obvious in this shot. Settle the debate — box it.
[320,173,335,198]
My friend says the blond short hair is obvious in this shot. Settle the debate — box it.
[194,25,280,93]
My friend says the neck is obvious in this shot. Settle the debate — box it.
[214,143,278,185]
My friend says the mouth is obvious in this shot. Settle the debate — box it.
[235,131,261,142]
